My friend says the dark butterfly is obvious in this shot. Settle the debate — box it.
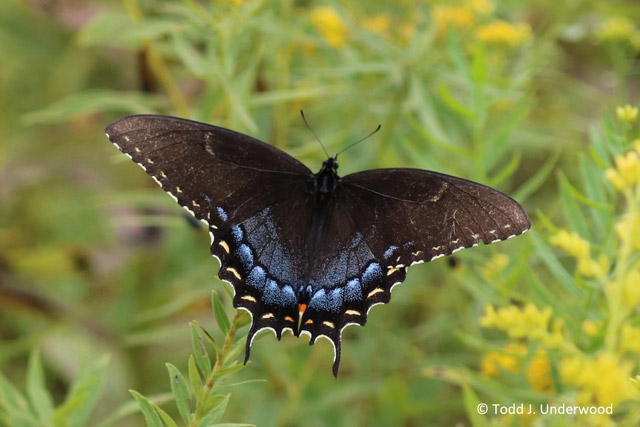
[106,115,530,376]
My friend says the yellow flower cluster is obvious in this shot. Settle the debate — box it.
[621,324,640,354]
[605,149,640,191]
[362,14,390,36]
[482,344,552,392]
[481,342,524,376]
[621,269,640,309]
[476,20,532,48]
[466,0,493,15]
[481,253,509,281]
[617,104,638,123]
[527,348,553,393]
[596,17,640,50]
[480,303,562,345]
[550,230,590,259]
[581,319,602,336]
[615,215,640,251]
[310,6,348,48]
[560,353,636,407]
[432,5,475,34]
[550,230,608,279]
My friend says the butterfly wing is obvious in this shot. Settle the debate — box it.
[299,168,530,375]
[105,115,316,358]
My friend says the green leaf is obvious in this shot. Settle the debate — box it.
[77,11,184,48]
[210,424,255,427]
[579,155,610,239]
[471,43,488,84]
[0,370,39,426]
[151,402,179,427]
[512,150,559,202]
[52,355,109,427]
[223,340,246,365]
[188,356,203,401]
[487,152,521,188]
[198,394,229,427]
[130,390,163,427]
[558,174,591,241]
[166,364,192,425]
[462,383,489,427]
[172,33,211,78]
[528,230,584,297]
[22,89,163,125]
[195,395,226,421]
[446,30,470,80]
[191,323,212,376]
[26,349,54,423]
[407,115,470,159]
[213,363,244,379]
[483,97,532,171]
[437,83,474,119]
[212,291,231,335]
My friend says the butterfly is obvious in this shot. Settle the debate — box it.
[105,115,530,376]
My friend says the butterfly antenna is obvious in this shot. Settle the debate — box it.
[301,110,330,158]
[337,124,381,156]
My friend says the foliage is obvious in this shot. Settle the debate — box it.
[1,0,640,425]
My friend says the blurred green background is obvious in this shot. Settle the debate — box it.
[2,0,640,426]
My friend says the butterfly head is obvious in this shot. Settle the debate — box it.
[322,155,339,173]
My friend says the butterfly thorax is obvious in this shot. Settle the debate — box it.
[314,157,339,203]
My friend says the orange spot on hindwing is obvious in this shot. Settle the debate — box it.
[298,303,307,316]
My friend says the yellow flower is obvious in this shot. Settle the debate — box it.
[634,139,640,155]
[582,319,602,336]
[476,20,532,47]
[620,324,640,353]
[596,17,640,50]
[560,353,636,407]
[616,104,638,123]
[481,253,509,281]
[621,268,640,309]
[550,230,590,259]
[310,6,348,48]
[465,0,493,15]
[362,14,390,36]
[480,303,552,340]
[481,342,525,377]
[615,214,640,250]
[576,254,608,279]
[432,6,475,35]
[527,348,553,392]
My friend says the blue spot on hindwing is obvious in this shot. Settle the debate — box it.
[216,207,228,221]
[263,280,280,305]
[247,266,266,290]
[329,288,343,309]
[362,262,382,285]
[308,288,341,312]
[384,246,398,259]
[282,285,297,306]
[237,244,253,269]
[308,289,326,310]
[231,226,243,243]
[345,279,362,301]
[262,281,297,307]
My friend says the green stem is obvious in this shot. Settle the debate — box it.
[605,188,637,351]
[189,311,244,427]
